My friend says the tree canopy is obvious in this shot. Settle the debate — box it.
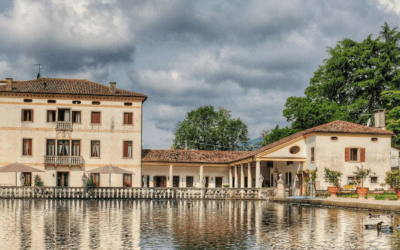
[172,106,250,151]
[260,22,400,146]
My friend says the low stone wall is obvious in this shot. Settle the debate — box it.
[0,186,276,200]
[270,197,400,212]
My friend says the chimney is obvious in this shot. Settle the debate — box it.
[5,78,12,91]
[109,82,116,95]
[374,109,386,130]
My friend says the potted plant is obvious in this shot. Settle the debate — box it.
[324,168,342,197]
[385,170,400,199]
[352,165,374,198]
[34,174,43,186]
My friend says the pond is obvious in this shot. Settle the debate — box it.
[0,199,399,249]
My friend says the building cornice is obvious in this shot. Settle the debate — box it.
[0,92,146,103]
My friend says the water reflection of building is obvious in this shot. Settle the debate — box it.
[0,200,396,248]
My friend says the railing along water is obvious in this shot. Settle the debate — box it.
[0,187,275,200]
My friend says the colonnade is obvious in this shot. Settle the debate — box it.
[228,161,262,188]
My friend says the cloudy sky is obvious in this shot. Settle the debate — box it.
[1,0,400,149]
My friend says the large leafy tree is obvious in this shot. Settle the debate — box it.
[382,90,400,146]
[172,106,250,151]
[260,22,400,146]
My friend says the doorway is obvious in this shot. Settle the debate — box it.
[297,173,303,195]
[57,172,69,187]
[205,176,209,188]
[173,176,180,187]
[153,176,167,187]
[22,172,31,186]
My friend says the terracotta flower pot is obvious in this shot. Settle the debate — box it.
[394,188,400,199]
[356,187,369,198]
[328,187,340,197]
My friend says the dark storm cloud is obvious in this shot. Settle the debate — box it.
[1,0,400,148]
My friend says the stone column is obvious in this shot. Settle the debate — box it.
[234,165,238,188]
[199,165,204,188]
[247,163,252,188]
[169,165,173,187]
[255,161,261,188]
[240,164,245,188]
[229,167,233,188]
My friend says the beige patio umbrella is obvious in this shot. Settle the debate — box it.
[87,164,134,187]
[0,162,44,186]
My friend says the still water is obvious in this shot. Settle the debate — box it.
[0,199,399,249]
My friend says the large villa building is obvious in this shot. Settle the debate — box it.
[0,78,395,194]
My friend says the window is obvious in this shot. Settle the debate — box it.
[186,176,194,187]
[23,99,32,102]
[285,172,292,185]
[271,174,274,187]
[350,148,358,161]
[371,177,378,183]
[215,177,223,188]
[267,161,273,168]
[371,138,378,142]
[21,109,33,122]
[22,139,32,156]
[287,161,293,165]
[123,112,133,125]
[345,148,365,162]
[173,176,180,187]
[72,101,81,104]
[58,109,70,122]
[123,141,133,158]
[57,172,69,187]
[72,140,80,156]
[91,112,101,124]
[289,146,300,154]
[124,102,132,106]
[311,147,315,162]
[57,140,70,156]
[331,136,338,141]
[91,140,100,157]
[47,110,56,122]
[72,111,81,123]
[47,100,56,103]
[347,176,354,185]
[92,173,100,187]
[92,101,101,105]
[47,139,55,156]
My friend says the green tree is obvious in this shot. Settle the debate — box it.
[382,90,400,146]
[259,125,300,146]
[172,106,249,151]
[261,22,400,145]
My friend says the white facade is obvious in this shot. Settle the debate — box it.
[0,80,145,187]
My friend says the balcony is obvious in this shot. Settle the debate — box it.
[56,121,72,131]
[44,155,83,166]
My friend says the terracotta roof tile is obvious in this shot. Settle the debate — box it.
[142,149,250,164]
[0,78,147,98]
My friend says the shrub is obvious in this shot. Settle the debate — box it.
[324,168,342,187]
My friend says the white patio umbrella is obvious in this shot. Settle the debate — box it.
[0,162,44,186]
[87,164,134,187]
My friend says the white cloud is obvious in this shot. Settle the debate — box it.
[378,0,400,14]
[0,0,131,51]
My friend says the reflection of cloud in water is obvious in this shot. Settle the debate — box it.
[0,200,398,249]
